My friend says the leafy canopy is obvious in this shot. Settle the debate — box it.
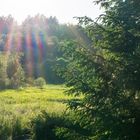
[58,0,140,139]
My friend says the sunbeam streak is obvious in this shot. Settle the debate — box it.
[25,28,34,77]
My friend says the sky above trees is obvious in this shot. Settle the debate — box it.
[0,0,102,24]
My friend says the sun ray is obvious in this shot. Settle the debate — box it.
[25,27,34,77]
[4,23,15,59]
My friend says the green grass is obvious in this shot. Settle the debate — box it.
[0,85,78,140]
[0,85,69,116]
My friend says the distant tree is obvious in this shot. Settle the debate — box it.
[7,53,25,89]
[34,77,46,88]
[21,15,90,84]
[0,53,9,89]
[0,15,15,34]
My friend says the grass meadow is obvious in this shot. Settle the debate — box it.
[0,85,82,140]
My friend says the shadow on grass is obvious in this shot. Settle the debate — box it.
[31,111,91,140]
[0,111,91,140]
[0,118,31,140]
[47,98,81,104]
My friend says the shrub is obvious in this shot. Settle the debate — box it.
[26,77,35,87]
[34,77,46,88]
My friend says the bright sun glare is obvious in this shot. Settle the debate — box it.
[0,0,102,24]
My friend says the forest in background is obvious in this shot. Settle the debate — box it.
[0,15,90,89]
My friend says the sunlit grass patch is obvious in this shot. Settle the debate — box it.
[0,85,79,139]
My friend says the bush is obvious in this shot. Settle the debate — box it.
[26,77,35,87]
[34,77,46,88]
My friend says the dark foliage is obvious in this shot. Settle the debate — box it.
[57,0,140,139]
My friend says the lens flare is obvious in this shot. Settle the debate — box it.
[25,28,34,77]
[2,17,60,79]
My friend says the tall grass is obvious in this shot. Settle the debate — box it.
[0,85,87,140]
[0,85,75,139]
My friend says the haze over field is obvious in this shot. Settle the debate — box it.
[0,0,102,24]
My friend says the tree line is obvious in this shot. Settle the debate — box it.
[0,15,90,89]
